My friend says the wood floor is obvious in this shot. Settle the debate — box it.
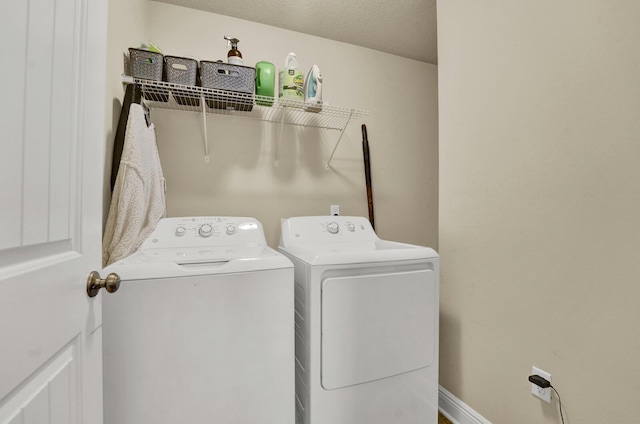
[439,412,453,424]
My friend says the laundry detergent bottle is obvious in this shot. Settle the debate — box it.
[279,52,304,101]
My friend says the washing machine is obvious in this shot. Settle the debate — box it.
[279,216,439,424]
[102,216,294,424]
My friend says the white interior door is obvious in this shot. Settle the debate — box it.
[0,0,108,423]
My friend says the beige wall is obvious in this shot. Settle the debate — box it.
[438,1,640,422]
[142,2,438,248]
[104,0,149,226]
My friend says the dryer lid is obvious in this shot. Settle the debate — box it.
[279,216,438,265]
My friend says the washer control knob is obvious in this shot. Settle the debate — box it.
[199,223,213,237]
[347,223,356,232]
[175,226,187,237]
[327,222,339,234]
[226,225,236,235]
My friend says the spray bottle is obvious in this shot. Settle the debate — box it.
[224,36,243,65]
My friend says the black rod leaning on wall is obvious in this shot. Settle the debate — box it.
[362,124,375,230]
[110,83,143,191]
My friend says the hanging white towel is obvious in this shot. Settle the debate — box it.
[103,103,166,266]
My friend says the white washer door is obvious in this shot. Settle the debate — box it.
[321,269,436,390]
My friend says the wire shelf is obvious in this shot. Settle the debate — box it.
[133,78,368,130]
[126,77,369,166]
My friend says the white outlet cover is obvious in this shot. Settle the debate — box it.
[531,366,552,403]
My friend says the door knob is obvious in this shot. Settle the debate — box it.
[86,271,121,297]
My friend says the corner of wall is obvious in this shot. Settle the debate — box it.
[103,0,150,230]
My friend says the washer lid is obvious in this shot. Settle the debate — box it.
[279,216,438,265]
[106,246,291,280]
[105,216,292,279]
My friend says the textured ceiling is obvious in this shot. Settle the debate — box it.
[153,0,438,64]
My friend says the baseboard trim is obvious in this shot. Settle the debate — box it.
[439,386,492,424]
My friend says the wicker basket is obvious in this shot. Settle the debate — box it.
[129,48,168,102]
[164,55,199,106]
[200,61,255,111]
[129,48,163,80]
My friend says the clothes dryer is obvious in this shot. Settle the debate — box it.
[103,216,294,424]
[279,216,439,424]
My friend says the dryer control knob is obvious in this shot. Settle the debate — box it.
[327,222,339,234]
[175,226,187,237]
[347,223,355,232]
[226,225,236,235]
[199,223,213,237]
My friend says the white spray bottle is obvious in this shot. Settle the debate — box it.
[304,64,323,112]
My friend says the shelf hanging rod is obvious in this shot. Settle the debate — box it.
[201,95,210,163]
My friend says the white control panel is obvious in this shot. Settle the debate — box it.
[279,216,435,266]
[138,217,267,250]
[281,216,378,245]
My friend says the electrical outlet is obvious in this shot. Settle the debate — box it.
[531,366,551,403]
[330,205,340,216]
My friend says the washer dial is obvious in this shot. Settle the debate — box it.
[199,223,213,237]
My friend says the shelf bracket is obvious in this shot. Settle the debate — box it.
[201,95,210,163]
[121,74,135,85]
[326,109,355,169]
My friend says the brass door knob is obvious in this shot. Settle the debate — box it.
[86,271,121,297]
